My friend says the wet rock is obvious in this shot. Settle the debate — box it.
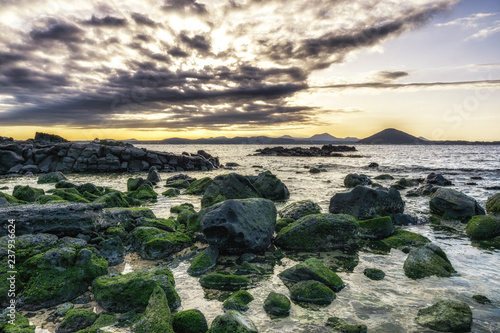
[0,312,36,332]
[382,229,430,250]
[368,162,379,168]
[162,188,180,197]
[390,213,418,226]
[329,186,405,220]
[309,167,321,174]
[465,215,500,240]
[248,171,289,200]
[363,268,385,281]
[236,261,264,275]
[425,172,453,186]
[91,314,117,329]
[199,273,251,291]
[275,218,295,233]
[374,174,394,180]
[278,200,322,221]
[223,290,254,312]
[55,309,98,333]
[92,266,180,312]
[37,171,68,184]
[416,300,472,332]
[201,173,261,208]
[187,246,219,276]
[201,198,276,254]
[166,179,191,189]
[132,227,192,260]
[472,295,491,304]
[358,216,394,239]
[0,197,10,207]
[326,317,368,333]
[392,178,419,190]
[263,292,290,317]
[404,244,456,279]
[279,258,345,292]
[430,188,485,222]
[290,280,335,305]
[128,183,157,200]
[94,192,130,208]
[275,214,358,251]
[209,310,257,333]
[486,193,500,215]
[98,237,125,266]
[172,309,208,333]
[134,286,174,333]
[48,188,89,203]
[147,166,162,184]
[256,145,356,156]
[99,207,156,231]
[344,174,372,188]
[54,303,74,317]
[127,177,150,192]
[13,185,45,203]
[184,177,213,195]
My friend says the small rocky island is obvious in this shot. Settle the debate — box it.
[255,144,356,156]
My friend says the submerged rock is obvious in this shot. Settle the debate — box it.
[199,273,251,291]
[209,310,257,333]
[404,244,456,279]
[278,258,344,292]
[172,309,208,333]
[134,286,174,333]
[278,200,322,221]
[223,290,254,312]
[357,216,394,239]
[363,268,385,281]
[201,173,261,208]
[162,188,180,197]
[275,214,358,251]
[430,188,485,222]
[425,172,453,186]
[263,292,291,317]
[416,300,472,332]
[201,198,276,254]
[187,246,219,276]
[465,215,500,240]
[290,280,335,305]
[472,295,491,304]
[344,174,372,188]
[326,317,368,333]
[329,186,405,220]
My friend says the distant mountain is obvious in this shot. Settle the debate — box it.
[159,133,359,144]
[418,136,430,141]
[308,133,338,141]
[358,128,425,144]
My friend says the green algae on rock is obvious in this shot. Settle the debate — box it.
[381,229,430,250]
[128,183,158,200]
[472,294,491,304]
[172,309,209,333]
[37,171,68,184]
[223,290,255,312]
[357,216,394,239]
[275,217,295,233]
[486,193,500,215]
[185,177,213,195]
[279,257,344,292]
[263,292,291,317]
[404,244,456,279]
[134,286,174,333]
[13,185,45,203]
[465,215,500,240]
[55,309,98,333]
[325,317,368,333]
[132,227,192,260]
[248,170,289,201]
[0,312,35,333]
[199,273,251,291]
[416,300,472,332]
[208,310,258,333]
[290,280,336,305]
[94,192,130,208]
[201,173,261,208]
[162,188,181,197]
[278,200,322,221]
[363,268,385,281]
[188,246,219,276]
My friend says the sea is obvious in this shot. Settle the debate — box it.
[2,144,499,332]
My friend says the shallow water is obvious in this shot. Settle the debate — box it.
[1,144,499,332]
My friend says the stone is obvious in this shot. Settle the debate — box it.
[325,317,367,333]
[128,183,158,200]
[275,214,358,251]
[465,215,500,240]
[127,178,150,192]
[391,213,418,226]
[472,295,491,304]
[201,198,277,254]
[329,186,405,221]
[54,302,74,317]
[209,310,257,333]
[187,246,219,276]
[185,177,213,195]
[98,237,125,266]
[374,174,394,180]
[134,286,174,333]
[290,280,335,305]
[382,229,430,250]
[162,188,180,197]
[0,312,36,332]
[263,292,290,317]
[416,300,472,332]
[37,172,68,184]
[430,188,485,222]
[278,200,322,221]
[199,273,251,291]
[55,309,98,333]
[248,171,289,200]
[344,174,372,187]
[166,179,191,189]
[223,290,254,312]
[358,216,394,239]
[48,188,89,203]
[13,185,45,203]
[363,268,385,280]
[0,150,24,173]
[279,258,344,292]
[201,173,261,208]
[172,309,208,333]
[486,193,500,215]
[132,227,192,260]
[91,314,117,329]
[425,172,453,186]
[94,192,130,208]
[147,166,162,184]
[275,218,295,233]
[404,244,456,279]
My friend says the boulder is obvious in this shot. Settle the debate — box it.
[201,173,261,208]
[199,273,251,291]
[13,185,45,203]
[275,214,358,251]
[275,217,295,233]
[172,310,208,333]
[416,300,472,332]
[48,188,89,203]
[201,198,276,254]
[486,193,500,215]
[329,186,405,220]
[0,197,10,207]
[127,178,150,192]
[358,216,394,239]
[55,309,98,333]
[374,174,394,180]
[187,246,219,276]
[363,268,385,281]
[92,267,180,312]
[425,172,452,186]
[263,292,290,317]
[290,280,335,305]
[465,215,500,240]
[0,150,24,173]
[404,244,456,279]
[184,177,213,195]
[278,200,322,221]
[248,171,289,200]
[147,166,162,184]
[37,171,68,184]
[325,317,368,333]
[209,310,257,333]
[344,174,372,187]
[128,183,157,200]
[134,286,174,333]
[382,229,430,250]
[0,312,35,333]
[430,188,485,222]
[162,188,180,197]
[98,237,125,266]
[94,192,130,208]
[222,290,254,312]
[132,227,192,260]
[278,258,344,292]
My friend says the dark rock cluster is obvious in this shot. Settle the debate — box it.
[255,144,356,156]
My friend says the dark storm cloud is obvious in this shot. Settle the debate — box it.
[83,15,128,27]
[0,52,26,66]
[30,23,82,42]
[131,13,157,27]
[168,47,189,57]
[0,67,69,91]
[162,0,208,14]
[179,33,211,53]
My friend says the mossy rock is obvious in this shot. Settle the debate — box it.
[37,172,68,184]
[486,193,500,215]
[201,173,261,208]
[0,191,27,205]
[263,292,290,317]
[76,183,103,196]
[0,313,36,333]
[416,300,472,332]
[143,218,178,232]
[472,295,491,304]
[128,183,157,200]
[170,203,195,214]
[47,188,90,203]
[275,218,295,233]
[177,209,196,227]
[279,257,344,292]
[249,171,289,201]
[278,200,322,221]
[127,178,151,192]
[98,237,125,266]
[344,174,372,188]
[172,309,208,333]
[363,268,385,281]
[404,244,456,279]
[223,290,254,312]
[162,189,181,197]
[13,185,45,203]
[325,317,367,333]
[208,310,257,333]
[199,273,251,291]
[132,227,192,260]
[358,216,394,239]
[91,314,117,329]
[55,181,77,189]
[381,229,430,250]
[134,286,174,333]
[105,227,128,243]
[236,261,264,275]
[92,266,180,313]
[290,280,335,305]
[56,309,98,333]
[37,194,67,204]
[94,192,130,208]
[374,174,394,180]
[185,177,213,195]
[166,179,191,189]
[188,246,219,276]
[465,215,500,240]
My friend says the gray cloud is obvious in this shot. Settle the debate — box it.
[83,15,128,27]
[377,71,409,81]
[30,23,83,42]
[131,13,158,27]
[319,79,500,90]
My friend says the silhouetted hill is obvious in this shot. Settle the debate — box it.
[358,128,425,144]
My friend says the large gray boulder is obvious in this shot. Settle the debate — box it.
[344,174,372,188]
[430,188,485,222]
[275,213,358,251]
[248,171,289,201]
[404,243,456,279]
[329,186,405,220]
[201,173,261,208]
[278,200,322,221]
[201,198,277,254]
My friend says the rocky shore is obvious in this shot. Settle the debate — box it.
[255,144,356,156]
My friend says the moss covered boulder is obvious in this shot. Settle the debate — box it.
[132,227,192,260]
[142,217,178,232]
[201,198,277,254]
[91,314,117,329]
[404,244,456,279]
[275,218,294,233]
[37,171,68,184]
[201,173,261,208]
[187,246,219,276]
[55,309,98,333]
[208,310,257,333]
[94,192,130,208]
[279,258,344,292]
[263,292,291,317]
[325,317,367,333]
[223,290,254,312]
[290,280,335,305]
[0,312,36,333]
[170,203,195,214]
[0,191,26,205]
[128,183,157,200]
[134,286,174,333]
[344,174,372,188]
[185,177,213,195]
[416,300,472,332]
[381,229,430,250]
[486,193,500,215]
[199,273,251,291]
[48,188,90,203]
[13,185,45,203]
[248,171,289,201]
[162,189,180,197]
[92,266,180,313]
[430,188,485,222]
[358,216,394,239]
[278,200,322,221]
[275,214,358,251]
[363,268,385,281]
[127,178,150,192]
[172,309,208,333]
[465,215,500,240]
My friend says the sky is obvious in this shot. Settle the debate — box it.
[0,0,499,141]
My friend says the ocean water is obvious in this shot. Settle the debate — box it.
[1,144,499,332]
